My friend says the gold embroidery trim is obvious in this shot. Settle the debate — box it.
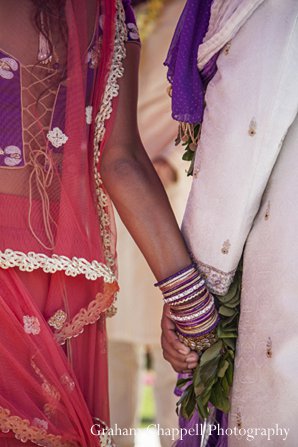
[0,249,115,283]
[55,281,119,345]
[0,406,79,446]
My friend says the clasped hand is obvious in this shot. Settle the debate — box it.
[161,304,199,373]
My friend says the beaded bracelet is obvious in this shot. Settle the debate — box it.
[155,263,219,354]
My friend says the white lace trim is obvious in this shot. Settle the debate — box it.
[93,0,127,275]
[0,249,115,283]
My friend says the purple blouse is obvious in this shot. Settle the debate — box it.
[0,1,139,169]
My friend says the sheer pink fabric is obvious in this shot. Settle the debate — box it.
[0,0,122,445]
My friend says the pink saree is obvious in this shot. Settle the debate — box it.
[0,0,137,445]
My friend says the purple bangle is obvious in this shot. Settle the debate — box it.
[163,277,205,298]
[171,295,210,316]
[177,317,220,338]
[162,272,202,295]
[154,263,196,287]
[176,307,214,327]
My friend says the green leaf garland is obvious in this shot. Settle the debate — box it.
[176,265,242,420]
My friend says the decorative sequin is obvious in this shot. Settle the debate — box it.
[48,309,67,330]
[264,201,270,220]
[221,239,231,255]
[23,315,41,335]
[248,118,257,136]
[223,41,231,55]
[0,57,18,79]
[266,337,272,358]
[85,106,93,125]
[47,127,68,148]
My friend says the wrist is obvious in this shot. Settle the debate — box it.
[155,263,219,353]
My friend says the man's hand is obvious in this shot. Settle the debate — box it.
[161,304,199,373]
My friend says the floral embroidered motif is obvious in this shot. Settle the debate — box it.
[236,410,242,428]
[0,406,78,446]
[223,41,231,55]
[221,239,231,255]
[264,201,270,220]
[85,106,93,125]
[0,57,18,79]
[0,249,115,282]
[266,337,272,358]
[23,315,41,335]
[248,118,257,136]
[60,373,75,393]
[32,418,48,431]
[0,145,22,167]
[100,430,115,447]
[48,310,67,330]
[127,23,140,41]
[47,127,68,148]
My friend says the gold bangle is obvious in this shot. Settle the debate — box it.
[176,328,218,353]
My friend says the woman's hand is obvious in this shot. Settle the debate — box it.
[161,304,199,373]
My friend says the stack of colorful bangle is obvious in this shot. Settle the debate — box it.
[155,263,219,354]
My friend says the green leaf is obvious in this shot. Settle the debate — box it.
[222,338,236,350]
[217,360,229,378]
[176,378,192,388]
[200,356,221,383]
[224,296,240,308]
[221,375,230,395]
[219,306,235,317]
[180,386,196,419]
[216,282,238,303]
[217,326,238,338]
[226,361,234,386]
[209,382,230,413]
[182,150,193,161]
[196,397,209,419]
[221,313,239,328]
[200,340,223,366]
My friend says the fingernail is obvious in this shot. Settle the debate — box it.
[178,348,189,355]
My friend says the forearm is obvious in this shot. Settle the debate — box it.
[101,143,191,280]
